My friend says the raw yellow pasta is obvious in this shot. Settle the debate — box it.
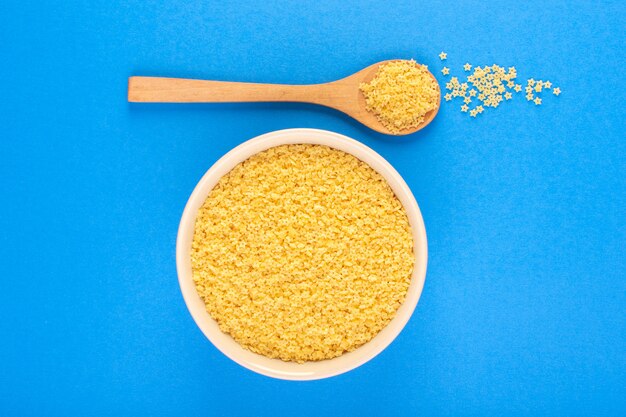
[359,60,439,133]
[191,144,414,362]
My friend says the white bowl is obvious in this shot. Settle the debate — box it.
[176,128,427,380]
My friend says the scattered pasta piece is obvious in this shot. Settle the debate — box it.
[439,52,447,60]
[435,53,562,117]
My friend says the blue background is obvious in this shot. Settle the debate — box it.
[1,1,624,415]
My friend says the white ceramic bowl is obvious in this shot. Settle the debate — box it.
[176,128,427,380]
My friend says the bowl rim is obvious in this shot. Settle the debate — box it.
[176,128,427,380]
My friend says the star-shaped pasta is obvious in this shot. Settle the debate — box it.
[435,53,563,116]
[436,54,562,115]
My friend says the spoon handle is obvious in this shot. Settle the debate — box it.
[128,76,331,104]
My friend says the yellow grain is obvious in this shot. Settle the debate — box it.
[191,144,414,362]
[359,60,439,134]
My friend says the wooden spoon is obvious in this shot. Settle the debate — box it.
[128,60,440,135]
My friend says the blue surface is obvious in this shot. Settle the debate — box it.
[1,1,624,415]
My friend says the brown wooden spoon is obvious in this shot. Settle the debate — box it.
[128,60,440,135]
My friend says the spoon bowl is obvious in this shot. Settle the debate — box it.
[330,60,441,135]
[128,60,441,135]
